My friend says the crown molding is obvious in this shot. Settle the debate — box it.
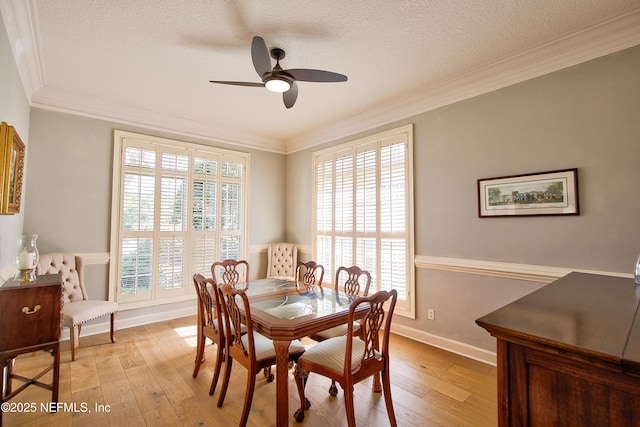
[0,0,43,98]
[30,86,287,153]
[285,8,640,153]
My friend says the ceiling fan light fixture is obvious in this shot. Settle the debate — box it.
[265,77,291,93]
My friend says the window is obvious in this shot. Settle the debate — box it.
[110,131,248,306]
[313,125,415,317]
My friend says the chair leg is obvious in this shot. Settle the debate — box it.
[293,364,310,423]
[344,385,357,427]
[239,370,257,427]
[263,366,274,382]
[382,367,398,427]
[110,312,117,343]
[328,380,338,396]
[209,342,224,395]
[70,325,80,361]
[372,372,382,393]
[192,330,205,378]
[216,355,233,407]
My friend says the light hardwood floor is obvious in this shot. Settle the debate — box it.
[3,316,497,426]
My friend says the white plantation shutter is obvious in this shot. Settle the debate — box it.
[313,125,414,317]
[157,149,189,297]
[190,156,218,279]
[316,156,334,275]
[112,131,248,305]
[380,137,408,299]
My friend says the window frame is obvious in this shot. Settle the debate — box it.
[109,130,249,309]
[312,124,415,318]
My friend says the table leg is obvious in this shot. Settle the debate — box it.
[273,339,292,427]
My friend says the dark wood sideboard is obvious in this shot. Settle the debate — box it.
[1,274,62,424]
[476,272,640,426]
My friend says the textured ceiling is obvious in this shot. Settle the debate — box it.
[4,1,640,152]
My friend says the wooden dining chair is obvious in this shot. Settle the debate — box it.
[211,258,276,382]
[293,289,398,426]
[192,273,229,396]
[308,265,372,395]
[310,266,371,342]
[295,261,325,289]
[211,259,250,289]
[216,282,306,427]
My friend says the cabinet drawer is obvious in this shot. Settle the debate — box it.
[0,278,62,351]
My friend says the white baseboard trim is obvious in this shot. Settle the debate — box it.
[391,321,496,366]
[59,305,196,342]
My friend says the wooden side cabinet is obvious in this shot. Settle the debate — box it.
[477,272,640,426]
[0,274,62,424]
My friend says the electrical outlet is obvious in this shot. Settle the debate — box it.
[428,308,435,320]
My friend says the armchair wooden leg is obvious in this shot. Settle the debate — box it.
[239,369,257,427]
[70,325,80,361]
[208,341,224,395]
[382,366,398,427]
[216,355,233,408]
[344,385,357,427]
[192,328,205,378]
[110,312,117,343]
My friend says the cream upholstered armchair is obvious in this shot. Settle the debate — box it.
[36,253,118,361]
[266,243,298,280]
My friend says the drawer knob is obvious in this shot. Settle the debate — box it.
[22,305,41,315]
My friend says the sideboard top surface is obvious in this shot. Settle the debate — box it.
[477,272,638,364]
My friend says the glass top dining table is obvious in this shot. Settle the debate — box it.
[239,278,365,426]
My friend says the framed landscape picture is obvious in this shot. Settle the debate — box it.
[478,168,579,217]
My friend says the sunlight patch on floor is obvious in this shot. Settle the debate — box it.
[173,324,198,347]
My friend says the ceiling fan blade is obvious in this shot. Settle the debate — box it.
[285,69,347,83]
[251,36,272,78]
[209,80,265,88]
[283,81,298,109]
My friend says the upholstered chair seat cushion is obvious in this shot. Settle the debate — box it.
[312,323,350,340]
[242,332,305,362]
[311,319,364,340]
[61,300,119,327]
[300,335,369,374]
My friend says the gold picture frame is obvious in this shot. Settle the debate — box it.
[0,122,25,214]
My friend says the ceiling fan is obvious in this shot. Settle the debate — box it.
[209,36,348,109]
